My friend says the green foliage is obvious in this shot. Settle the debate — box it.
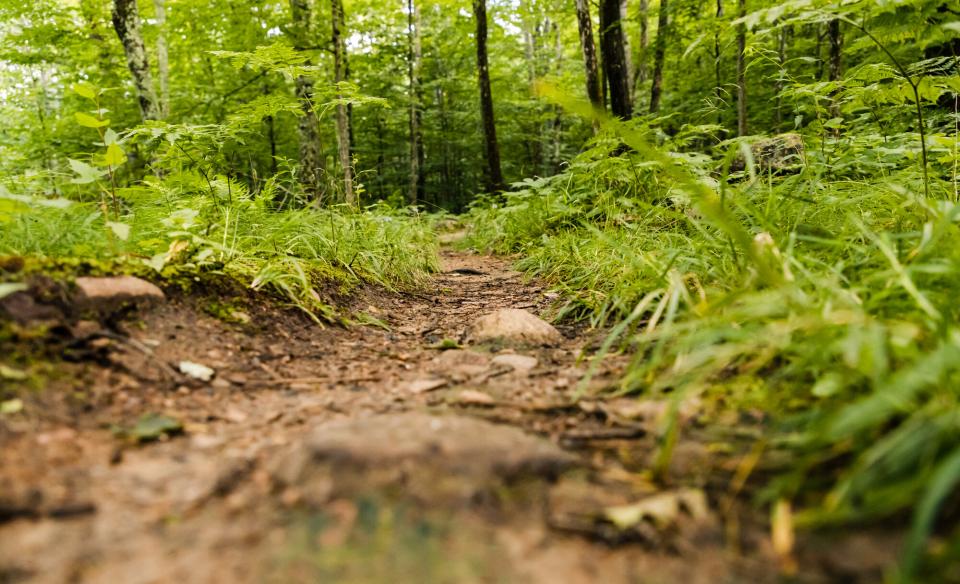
[0,176,438,321]
[465,92,960,575]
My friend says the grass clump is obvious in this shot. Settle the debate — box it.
[463,113,960,577]
[0,178,438,321]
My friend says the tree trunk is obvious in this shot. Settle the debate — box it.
[620,0,634,100]
[600,0,632,119]
[714,0,723,124]
[649,0,668,113]
[828,18,842,119]
[264,81,277,174]
[551,20,563,173]
[736,0,747,136]
[407,0,424,205]
[111,0,160,121]
[473,0,505,193]
[775,24,788,129]
[634,0,649,91]
[574,0,603,113]
[331,0,355,205]
[153,0,169,118]
[522,13,542,172]
[289,0,325,201]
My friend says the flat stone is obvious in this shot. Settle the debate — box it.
[73,276,164,311]
[406,377,448,394]
[491,353,539,372]
[467,308,562,347]
[429,350,490,380]
[272,413,577,502]
[457,390,496,405]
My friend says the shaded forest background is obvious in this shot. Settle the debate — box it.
[4,0,956,211]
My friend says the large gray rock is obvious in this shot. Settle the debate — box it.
[73,276,164,311]
[467,308,562,347]
[272,412,577,504]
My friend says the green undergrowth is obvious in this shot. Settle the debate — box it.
[0,187,439,322]
[464,110,960,579]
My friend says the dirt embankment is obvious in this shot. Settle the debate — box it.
[0,248,896,583]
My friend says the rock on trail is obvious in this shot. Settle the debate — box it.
[467,308,563,347]
[272,412,577,504]
[73,276,165,312]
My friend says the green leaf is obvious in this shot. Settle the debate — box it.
[128,413,183,442]
[899,445,960,580]
[103,142,126,166]
[0,365,28,380]
[143,253,167,273]
[68,158,106,184]
[0,399,23,415]
[72,82,97,100]
[74,112,109,128]
[106,221,131,241]
[104,128,119,145]
[0,283,28,299]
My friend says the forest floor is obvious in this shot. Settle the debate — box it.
[0,238,898,584]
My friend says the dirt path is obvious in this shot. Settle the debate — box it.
[0,247,887,583]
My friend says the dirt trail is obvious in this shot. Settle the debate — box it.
[0,246,888,583]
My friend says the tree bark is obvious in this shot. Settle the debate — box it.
[473,0,505,193]
[714,0,723,124]
[522,12,542,172]
[407,0,424,205]
[263,81,278,175]
[736,0,747,136]
[828,18,842,119]
[634,0,649,91]
[600,0,632,119]
[289,0,325,200]
[574,0,603,113]
[153,0,169,118]
[111,0,160,121]
[620,0,634,100]
[331,0,355,205]
[775,24,788,129]
[551,20,563,173]
[649,0,668,113]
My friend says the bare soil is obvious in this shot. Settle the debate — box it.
[0,246,898,583]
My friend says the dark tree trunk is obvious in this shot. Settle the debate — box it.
[714,0,723,124]
[263,81,277,175]
[551,20,564,173]
[574,0,603,112]
[828,18,842,119]
[473,0,505,193]
[111,0,160,121]
[332,0,354,204]
[289,0,325,200]
[600,0,632,119]
[736,0,747,136]
[649,0,668,113]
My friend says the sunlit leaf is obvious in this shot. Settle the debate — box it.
[72,82,97,99]
[106,221,131,241]
[74,112,109,128]
[68,158,106,184]
[103,143,126,166]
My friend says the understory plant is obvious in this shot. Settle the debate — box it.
[464,94,960,578]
